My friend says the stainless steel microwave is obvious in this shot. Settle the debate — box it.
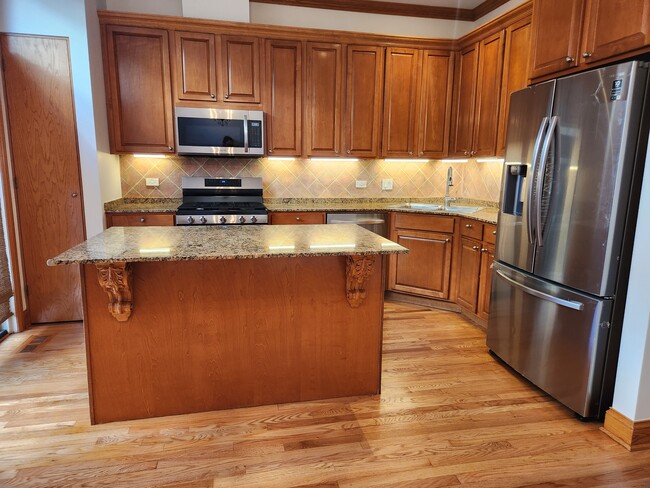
[175,107,264,156]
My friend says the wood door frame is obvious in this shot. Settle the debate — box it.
[0,33,87,330]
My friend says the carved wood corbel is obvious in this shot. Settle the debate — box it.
[345,255,376,308]
[96,262,133,322]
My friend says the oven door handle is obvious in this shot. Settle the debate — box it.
[328,219,385,225]
[243,114,249,153]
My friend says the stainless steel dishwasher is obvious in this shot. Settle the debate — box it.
[326,213,387,237]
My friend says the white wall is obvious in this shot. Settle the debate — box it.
[104,0,182,16]
[182,0,249,22]
[612,144,650,422]
[0,0,121,237]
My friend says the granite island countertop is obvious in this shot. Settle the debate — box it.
[48,224,408,265]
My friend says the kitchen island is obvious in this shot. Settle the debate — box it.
[49,225,407,424]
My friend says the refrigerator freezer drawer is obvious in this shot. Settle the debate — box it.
[487,262,612,418]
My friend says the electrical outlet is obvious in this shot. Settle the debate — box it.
[381,179,394,191]
[145,177,160,187]
[355,180,368,188]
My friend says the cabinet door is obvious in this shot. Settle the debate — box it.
[473,32,505,157]
[477,244,495,321]
[389,229,453,300]
[305,42,343,156]
[416,50,454,158]
[174,31,217,102]
[456,237,482,312]
[382,48,420,158]
[529,0,584,80]
[497,17,531,156]
[104,25,174,153]
[221,35,261,104]
[344,45,384,158]
[266,39,302,156]
[450,43,478,157]
[582,0,650,64]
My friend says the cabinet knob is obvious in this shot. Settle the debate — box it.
[471,151,476,156]
[472,245,480,251]
[419,152,424,156]
[347,150,351,155]
[492,230,497,235]
[224,94,230,99]
[71,192,78,198]
[296,217,301,221]
[565,56,574,63]
[481,248,488,252]
[168,146,173,151]
[445,238,450,243]
[465,224,473,228]
[210,93,215,98]
[409,151,413,155]
[582,52,592,59]
[268,149,273,154]
[140,217,145,223]
[464,151,470,156]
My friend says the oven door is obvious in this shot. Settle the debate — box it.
[175,107,264,156]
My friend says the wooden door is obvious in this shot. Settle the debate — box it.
[266,39,302,156]
[382,48,420,158]
[344,45,384,158]
[450,43,478,157]
[497,17,532,155]
[173,31,217,102]
[305,42,343,156]
[104,25,174,153]
[582,0,650,64]
[416,50,454,158]
[477,244,495,321]
[456,237,482,312]
[389,229,453,300]
[221,35,261,104]
[0,35,85,323]
[529,0,584,80]
[473,31,505,157]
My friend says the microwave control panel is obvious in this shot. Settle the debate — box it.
[248,121,263,148]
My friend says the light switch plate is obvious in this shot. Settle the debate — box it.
[381,179,394,191]
[355,180,368,188]
[145,177,160,187]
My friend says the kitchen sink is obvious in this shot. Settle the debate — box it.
[443,205,483,213]
[388,203,442,210]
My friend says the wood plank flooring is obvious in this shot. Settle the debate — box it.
[1,301,649,487]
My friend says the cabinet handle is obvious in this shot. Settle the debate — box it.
[472,245,480,251]
[168,146,173,151]
[140,217,145,223]
[71,192,78,198]
[565,56,574,63]
[471,151,476,156]
[492,230,497,235]
[481,248,488,252]
[296,217,302,221]
[465,224,473,228]
[210,93,215,98]
[582,52,592,59]
[224,94,230,99]
[445,238,450,243]
[268,149,273,154]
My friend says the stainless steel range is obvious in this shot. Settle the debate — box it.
[175,176,268,225]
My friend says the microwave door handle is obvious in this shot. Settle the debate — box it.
[536,115,558,247]
[243,114,249,153]
[527,117,549,245]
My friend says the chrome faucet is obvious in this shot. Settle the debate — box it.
[444,166,456,209]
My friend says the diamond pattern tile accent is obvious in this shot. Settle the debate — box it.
[120,156,504,202]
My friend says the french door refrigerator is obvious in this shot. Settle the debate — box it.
[487,60,650,419]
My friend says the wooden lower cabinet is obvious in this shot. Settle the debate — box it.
[456,237,482,312]
[477,243,495,321]
[106,213,175,227]
[269,212,326,225]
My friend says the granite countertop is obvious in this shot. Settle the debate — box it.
[48,225,408,265]
[104,197,499,224]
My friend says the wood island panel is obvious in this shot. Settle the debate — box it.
[82,255,384,424]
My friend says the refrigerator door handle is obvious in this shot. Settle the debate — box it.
[528,117,549,244]
[536,115,558,247]
[495,269,585,311]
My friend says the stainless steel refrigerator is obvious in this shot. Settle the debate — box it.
[488,60,650,419]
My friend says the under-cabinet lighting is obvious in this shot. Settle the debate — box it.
[309,158,359,162]
[268,245,296,250]
[139,248,171,254]
[385,159,430,163]
[441,159,469,163]
[309,243,356,249]
[267,156,297,161]
[476,158,505,163]
[133,154,166,158]
[381,242,402,247]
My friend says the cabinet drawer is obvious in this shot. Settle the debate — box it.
[107,213,175,227]
[460,218,483,240]
[393,213,455,233]
[483,223,497,245]
[270,212,326,225]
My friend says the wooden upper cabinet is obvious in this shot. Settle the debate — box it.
[529,0,585,79]
[473,32,505,158]
[344,45,384,158]
[582,0,650,64]
[497,17,532,155]
[382,48,420,157]
[416,50,454,158]
[173,31,217,102]
[305,42,343,156]
[266,39,302,156]
[221,35,261,104]
[450,43,479,157]
[104,25,174,154]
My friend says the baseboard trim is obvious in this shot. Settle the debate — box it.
[602,408,650,451]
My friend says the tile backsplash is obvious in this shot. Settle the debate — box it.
[120,155,504,202]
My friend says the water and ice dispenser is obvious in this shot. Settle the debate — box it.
[501,163,527,216]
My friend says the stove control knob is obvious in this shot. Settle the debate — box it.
[186,216,195,224]
[239,216,246,224]
[250,216,258,224]
[199,216,207,224]
[219,216,227,224]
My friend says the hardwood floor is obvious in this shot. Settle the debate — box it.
[1,301,649,487]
